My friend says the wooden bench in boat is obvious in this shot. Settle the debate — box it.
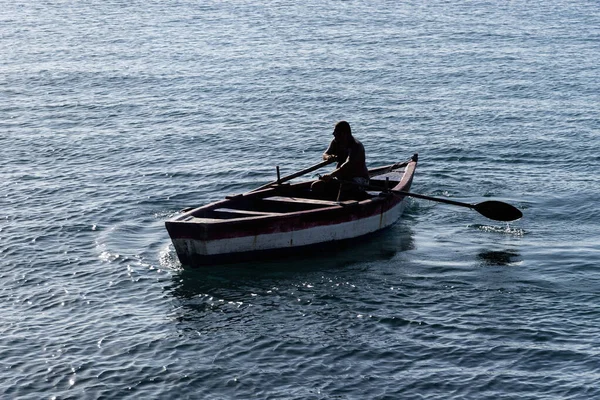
[180,197,362,222]
[180,208,283,222]
[213,198,361,217]
[263,196,359,207]
[213,208,284,217]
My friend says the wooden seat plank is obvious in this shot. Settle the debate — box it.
[214,208,284,217]
[264,196,358,206]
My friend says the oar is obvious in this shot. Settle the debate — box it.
[179,158,337,213]
[336,179,523,222]
[392,190,523,222]
[251,157,337,192]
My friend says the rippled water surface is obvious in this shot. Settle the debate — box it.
[2,1,600,398]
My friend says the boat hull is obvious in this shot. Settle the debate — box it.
[166,154,417,266]
[170,198,407,265]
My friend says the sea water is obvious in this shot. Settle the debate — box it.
[1,1,599,398]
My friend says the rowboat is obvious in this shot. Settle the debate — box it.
[166,154,418,266]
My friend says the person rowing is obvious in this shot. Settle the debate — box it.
[311,121,370,200]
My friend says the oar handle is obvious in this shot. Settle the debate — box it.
[251,157,337,192]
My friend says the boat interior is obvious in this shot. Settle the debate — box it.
[189,172,403,221]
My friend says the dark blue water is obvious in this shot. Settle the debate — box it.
[2,1,600,398]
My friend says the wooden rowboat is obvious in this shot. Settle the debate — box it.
[166,154,418,266]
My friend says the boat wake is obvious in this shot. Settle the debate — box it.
[159,242,182,271]
[470,224,525,236]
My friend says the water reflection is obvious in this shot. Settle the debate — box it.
[477,249,522,266]
[165,225,415,334]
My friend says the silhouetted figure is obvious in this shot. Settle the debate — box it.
[311,121,369,200]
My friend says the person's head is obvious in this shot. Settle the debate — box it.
[333,121,352,145]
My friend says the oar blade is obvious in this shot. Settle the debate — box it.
[474,200,523,222]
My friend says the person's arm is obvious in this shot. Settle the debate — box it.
[322,139,337,161]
